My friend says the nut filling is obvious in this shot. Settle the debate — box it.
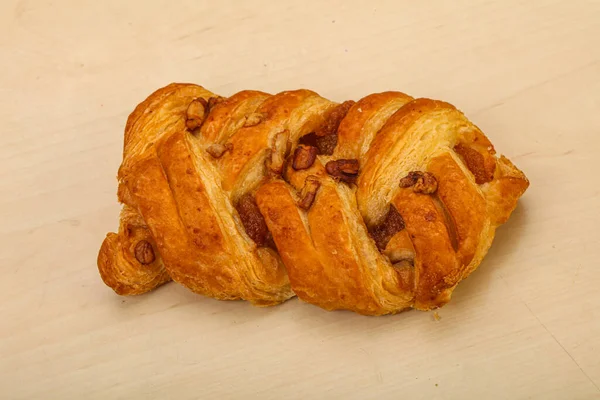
[266,130,291,175]
[185,98,208,131]
[298,100,355,155]
[244,112,265,127]
[454,143,495,184]
[399,171,438,194]
[292,145,318,170]
[368,205,406,250]
[325,159,359,184]
[206,143,233,158]
[134,240,156,265]
[315,100,356,137]
[298,176,321,210]
[298,133,338,156]
[207,96,225,112]
[235,193,271,247]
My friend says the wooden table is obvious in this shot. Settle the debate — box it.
[2,0,599,398]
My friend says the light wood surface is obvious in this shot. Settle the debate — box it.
[2,0,599,398]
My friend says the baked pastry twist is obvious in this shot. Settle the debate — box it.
[98,83,528,315]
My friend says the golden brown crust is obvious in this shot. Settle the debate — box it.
[127,130,292,304]
[121,83,213,175]
[98,83,529,315]
[357,98,458,226]
[97,206,170,295]
[99,83,293,305]
[428,153,486,267]
[98,85,211,296]
[306,183,385,313]
[335,91,413,159]
[392,189,460,309]
[218,90,334,197]
[255,181,326,305]
[483,155,530,225]
[200,90,271,144]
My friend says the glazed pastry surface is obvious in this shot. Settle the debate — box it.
[98,83,529,315]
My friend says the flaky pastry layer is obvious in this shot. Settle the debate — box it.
[98,83,528,314]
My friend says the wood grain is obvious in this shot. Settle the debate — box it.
[1,0,599,398]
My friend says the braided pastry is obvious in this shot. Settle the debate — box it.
[98,83,528,315]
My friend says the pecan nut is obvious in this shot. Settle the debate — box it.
[244,112,265,127]
[266,130,290,175]
[134,240,156,265]
[186,98,208,131]
[298,176,321,210]
[399,171,438,194]
[325,159,359,183]
[207,96,225,112]
[292,145,318,170]
[206,143,233,159]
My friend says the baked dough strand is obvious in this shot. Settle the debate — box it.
[98,83,529,314]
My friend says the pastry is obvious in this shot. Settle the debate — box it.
[98,83,528,315]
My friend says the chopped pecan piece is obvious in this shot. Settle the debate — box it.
[267,130,290,175]
[134,240,155,265]
[206,143,233,158]
[236,193,270,247]
[207,96,225,112]
[292,145,318,170]
[185,98,208,130]
[315,100,355,137]
[399,171,438,194]
[244,112,265,127]
[369,205,406,250]
[298,176,321,210]
[325,159,359,183]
